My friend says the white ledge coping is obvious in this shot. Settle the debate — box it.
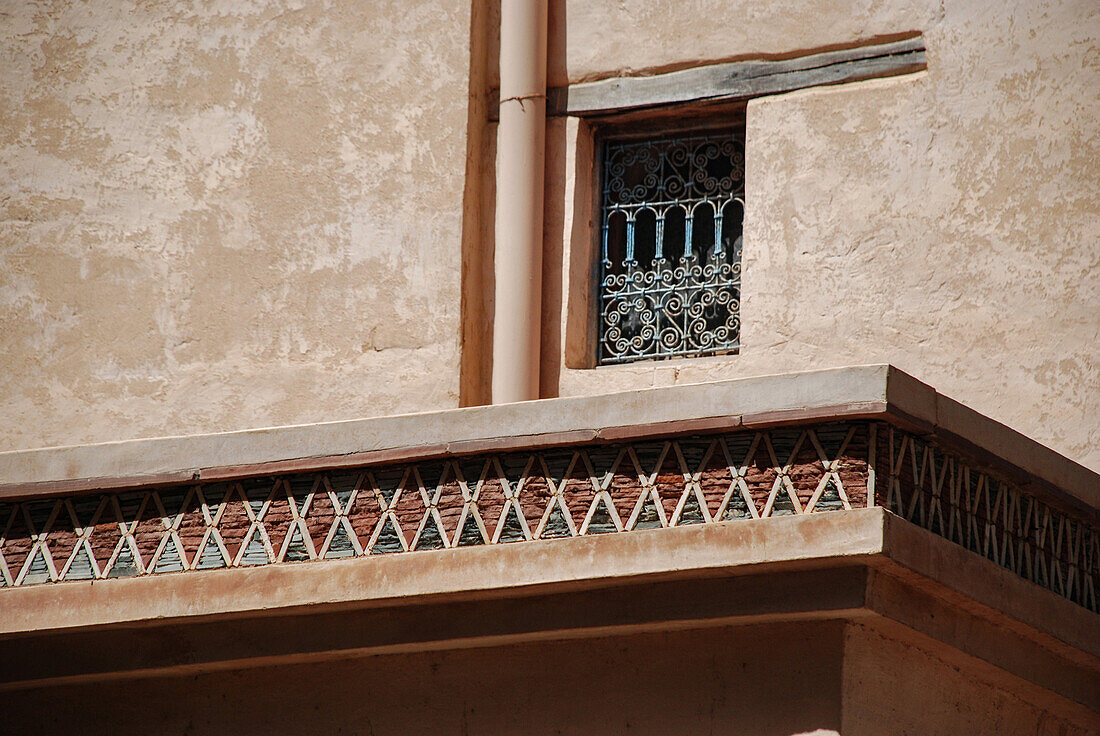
[0,365,1096,513]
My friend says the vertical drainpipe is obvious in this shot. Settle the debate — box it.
[491,0,547,404]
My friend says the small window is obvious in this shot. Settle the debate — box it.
[597,125,745,365]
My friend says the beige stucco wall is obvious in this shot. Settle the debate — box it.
[3,0,1097,475]
[841,623,1092,736]
[0,0,473,451]
[2,622,846,735]
[4,619,1088,734]
[547,0,1100,473]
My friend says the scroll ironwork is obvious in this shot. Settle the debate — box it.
[599,129,746,364]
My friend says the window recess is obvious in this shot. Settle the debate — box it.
[540,36,927,370]
[598,125,745,365]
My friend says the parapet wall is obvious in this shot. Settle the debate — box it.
[1,367,1096,613]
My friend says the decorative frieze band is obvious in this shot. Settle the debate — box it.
[878,426,1098,612]
[0,421,1095,613]
[0,423,870,583]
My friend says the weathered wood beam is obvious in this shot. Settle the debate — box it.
[546,36,926,117]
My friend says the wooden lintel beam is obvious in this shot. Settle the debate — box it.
[543,36,926,118]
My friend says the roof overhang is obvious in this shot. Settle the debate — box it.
[0,365,1096,722]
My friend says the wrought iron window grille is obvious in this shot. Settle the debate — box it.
[598,126,746,365]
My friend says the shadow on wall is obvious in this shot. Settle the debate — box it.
[540,0,570,399]
[459,0,501,407]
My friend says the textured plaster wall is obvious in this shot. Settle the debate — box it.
[3,0,1097,475]
[841,623,1093,735]
[548,0,1100,472]
[0,0,472,450]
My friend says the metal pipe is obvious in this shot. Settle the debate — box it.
[491,0,547,404]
